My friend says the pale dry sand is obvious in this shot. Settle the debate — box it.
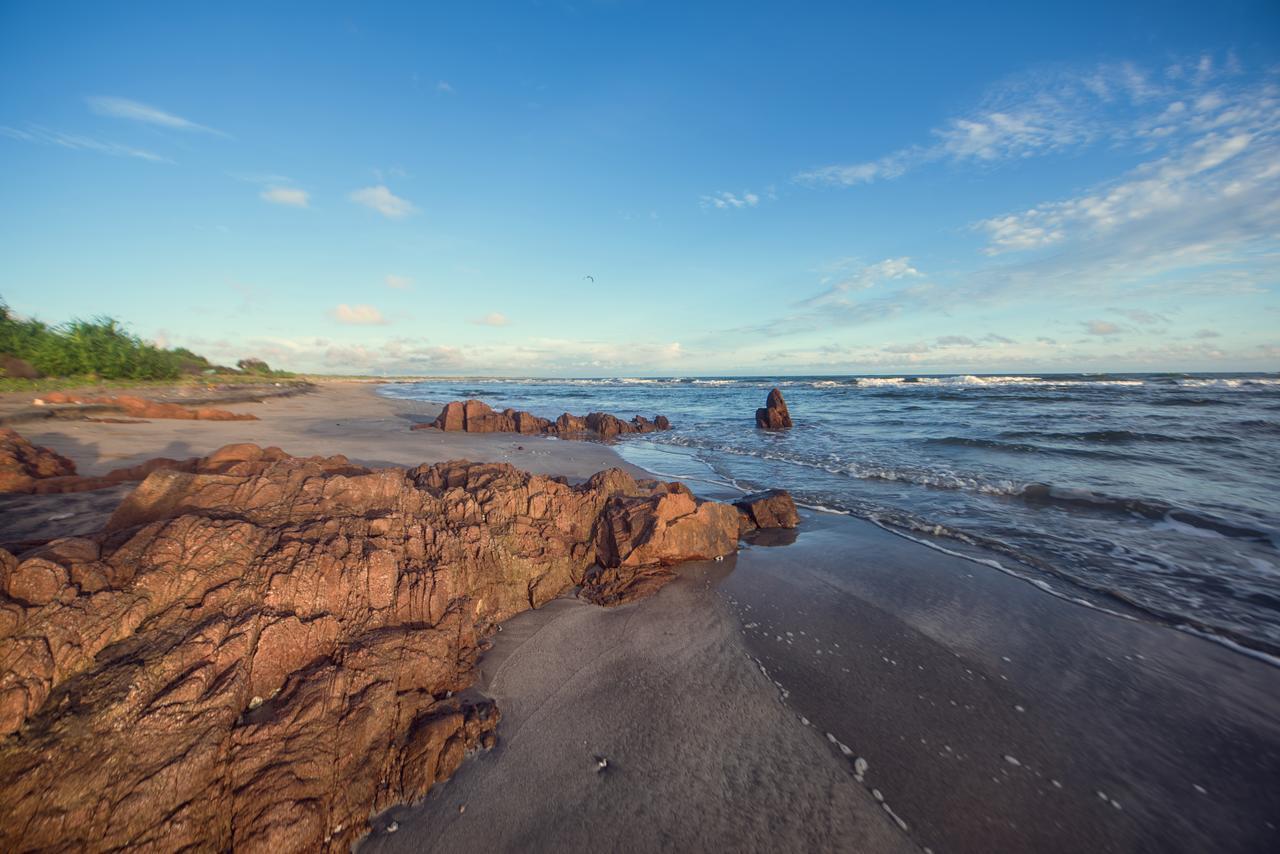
[9,382,648,482]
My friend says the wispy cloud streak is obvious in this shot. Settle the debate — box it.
[86,96,229,137]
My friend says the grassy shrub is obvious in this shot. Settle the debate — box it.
[2,301,202,380]
[237,357,294,378]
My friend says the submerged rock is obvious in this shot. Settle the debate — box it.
[0,444,741,851]
[755,388,792,430]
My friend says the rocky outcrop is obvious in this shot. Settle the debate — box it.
[0,444,739,851]
[0,429,76,493]
[36,391,257,421]
[755,388,792,430]
[413,399,671,440]
[0,431,289,495]
[734,489,801,537]
[585,481,739,606]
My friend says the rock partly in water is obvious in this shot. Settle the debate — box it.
[755,388,793,430]
[413,399,671,440]
[733,489,801,537]
[0,444,739,851]
[37,391,257,421]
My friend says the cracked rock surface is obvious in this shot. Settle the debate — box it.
[0,443,742,852]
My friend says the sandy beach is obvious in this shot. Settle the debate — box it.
[3,382,1278,852]
[0,382,647,550]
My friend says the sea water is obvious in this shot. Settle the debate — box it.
[381,374,1280,657]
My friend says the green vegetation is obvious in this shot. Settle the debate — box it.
[0,298,294,388]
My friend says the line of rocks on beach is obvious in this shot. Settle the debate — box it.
[412,398,671,439]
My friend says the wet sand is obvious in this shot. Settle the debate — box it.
[722,511,1280,853]
[361,560,913,854]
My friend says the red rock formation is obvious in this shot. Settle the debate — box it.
[755,388,793,429]
[38,391,257,421]
[555,412,587,433]
[414,399,672,440]
[0,445,739,851]
[585,483,739,606]
[0,429,76,493]
[733,489,801,536]
[0,431,302,496]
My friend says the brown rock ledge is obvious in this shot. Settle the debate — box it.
[0,443,748,851]
[36,391,258,421]
[0,428,77,493]
[0,428,287,495]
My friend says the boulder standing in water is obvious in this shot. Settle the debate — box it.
[755,388,792,429]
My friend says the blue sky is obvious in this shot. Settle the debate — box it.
[1,1,1278,376]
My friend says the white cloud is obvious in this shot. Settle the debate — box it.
[977,129,1267,255]
[1113,309,1169,325]
[350,185,417,218]
[260,186,309,207]
[700,190,760,209]
[86,96,226,136]
[1194,328,1221,338]
[795,55,1262,188]
[795,150,915,186]
[437,81,455,94]
[796,257,922,308]
[330,304,388,325]
[470,312,509,327]
[176,333,692,376]
[1,124,168,162]
[1084,320,1123,336]
[936,335,977,347]
[385,274,412,289]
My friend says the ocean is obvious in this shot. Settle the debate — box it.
[379,374,1280,658]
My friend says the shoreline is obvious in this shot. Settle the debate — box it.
[3,382,1277,851]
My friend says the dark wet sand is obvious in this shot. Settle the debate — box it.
[723,511,1280,853]
[365,504,1280,853]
